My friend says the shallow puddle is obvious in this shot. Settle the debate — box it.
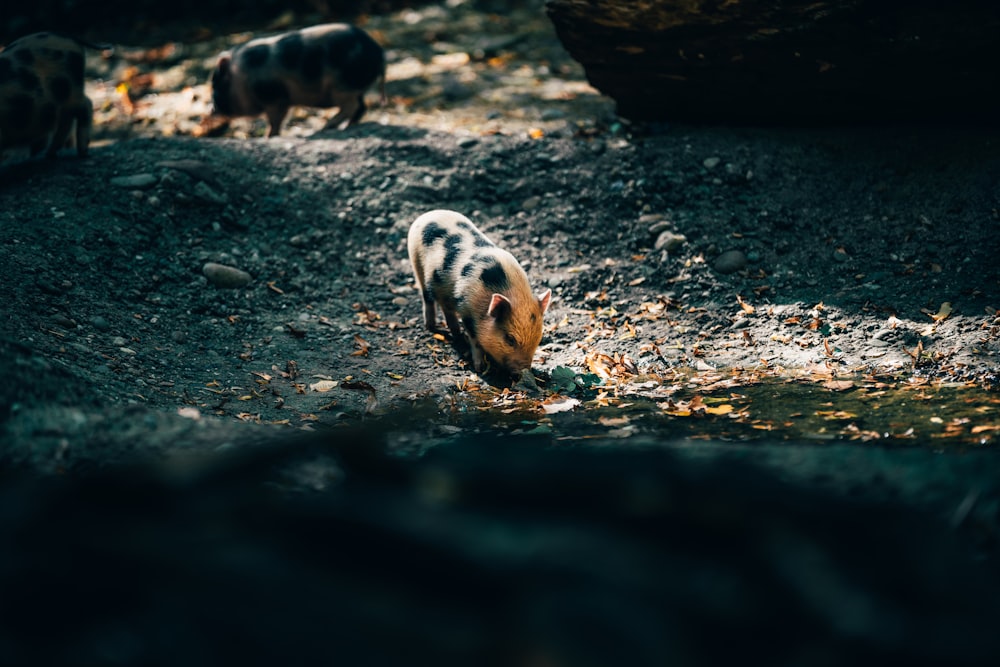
[374,373,1000,449]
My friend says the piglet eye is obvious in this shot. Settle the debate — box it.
[504,333,517,347]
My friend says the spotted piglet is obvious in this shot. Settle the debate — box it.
[408,210,552,376]
[0,33,107,159]
[210,23,385,138]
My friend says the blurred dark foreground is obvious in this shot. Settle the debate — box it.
[2,428,1000,666]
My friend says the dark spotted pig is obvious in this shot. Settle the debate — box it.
[0,32,108,158]
[210,23,385,138]
[408,210,552,376]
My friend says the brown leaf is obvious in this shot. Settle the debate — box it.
[823,379,855,392]
[352,334,371,357]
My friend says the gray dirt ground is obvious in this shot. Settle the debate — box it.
[2,1,1000,492]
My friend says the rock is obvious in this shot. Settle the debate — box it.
[202,263,252,289]
[193,181,228,205]
[833,248,850,262]
[110,174,158,189]
[654,231,686,251]
[545,0,1000,123]
[713,250,748,274]
[703,157,721,169]
[90,316,110,332]
[649,220,672,235]
[522,196,542,211]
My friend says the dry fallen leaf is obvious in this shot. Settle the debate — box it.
[823,379,855,392]
[541,396,581,414]
[309,380,339,392]
[352,334,371,357]
[930,302,953,323]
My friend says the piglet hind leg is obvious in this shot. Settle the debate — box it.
[264,106,290,137]
[324,94,362,130]
[46,111,75,158]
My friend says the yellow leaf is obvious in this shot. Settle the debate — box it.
[931,302,952,322]
[704,404,734,415]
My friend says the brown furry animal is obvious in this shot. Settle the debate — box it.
[408,209,551,375]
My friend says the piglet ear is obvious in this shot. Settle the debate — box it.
[487,293,512,318]
[217,53,232,73]
[537,289,552,313]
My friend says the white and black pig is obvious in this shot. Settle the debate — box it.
[408,210,552,376]
[0,32,108,159]
[209,23,385,138]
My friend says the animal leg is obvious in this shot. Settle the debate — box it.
[46,111,74,158]
[75,99,93,157]
[324,96,361,130]
[264,106,290,137]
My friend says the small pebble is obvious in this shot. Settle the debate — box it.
[392,296,408,307]
[457,136,479,148]
[540,108,565,121]
[111,173,158,189]
[648,220,672,235]
[703,157,721,169]
[521,195,541,211]
[203,262,253,289]
[654,231,687,251]
[833,248,850,262]
[713,250,748,274]
[90,316,110,332]
[194,181,228,205]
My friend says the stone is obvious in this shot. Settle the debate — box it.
[203,262,252,289]
[110,174,158,189]
[713,250,748,274]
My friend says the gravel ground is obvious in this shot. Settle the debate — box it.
[2,0,1000,466]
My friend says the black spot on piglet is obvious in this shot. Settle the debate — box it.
[480,263,509,292]
[252,79,290,104]
[243,44,270,69]
[300,44,324,82]
[324,27,383,91]
[276,33,304,69]
[442,235,463,274]
[421,222,448,247]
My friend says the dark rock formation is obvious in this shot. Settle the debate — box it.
[545,0,1000,124]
